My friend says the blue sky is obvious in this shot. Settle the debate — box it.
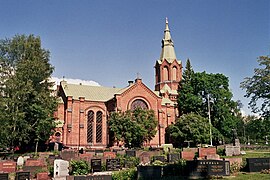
[1,0,269,115]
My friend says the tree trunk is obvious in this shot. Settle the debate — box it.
[35,140,39,156]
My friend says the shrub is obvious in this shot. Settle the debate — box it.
[112,168,137,180]
[70,160,89,175]
[230,162,241,174]
[217,148,225,156]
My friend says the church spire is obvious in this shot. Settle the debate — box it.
[160,18,177,63]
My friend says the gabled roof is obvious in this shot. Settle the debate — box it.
[60,81,129,102]
[160,84,178,95]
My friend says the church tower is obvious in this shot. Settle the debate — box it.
[155,18,182,101]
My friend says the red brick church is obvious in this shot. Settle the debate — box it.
[54,18,182,148]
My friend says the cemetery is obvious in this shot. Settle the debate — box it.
[0,144,269,180]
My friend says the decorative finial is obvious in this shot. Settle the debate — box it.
[165,17,169,31]
[137,72,140,79]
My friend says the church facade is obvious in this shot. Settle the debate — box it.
[54,19,182,148]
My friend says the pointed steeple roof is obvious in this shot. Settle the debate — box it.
[159,18,177,63]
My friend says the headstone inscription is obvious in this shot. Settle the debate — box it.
[247,158,270,172]
[106,159,120,171]
[0,161,16,173]
[91,159,102,172]
[186,160,230,178]
[54,159,69,178]
[15,172,30,180]
[0,173,8,180]
[167,153,180,163]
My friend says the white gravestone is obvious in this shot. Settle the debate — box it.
[17,156,24,166]
[54,159,69,178]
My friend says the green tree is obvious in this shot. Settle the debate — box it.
[241,56,270,117]
[177,60,242,142]
[109,108,157,148]
[0,35,57,151]
[166,113,220,147]
[178,59,202,115]
[245,116,270,144]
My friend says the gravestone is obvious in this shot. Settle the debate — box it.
[23,158,46,176]
[181,151,195,160]
[152,156,166,162]
[124,160,136,168]
[15,172,30,180]
[167,153,180,163]
[137,166,162,179]
[74,176,87,180]
[225,146,240,156]
[103,152,116,159]
[225,129,241,156]
[106,159,120,171]
[0,173,8,180]
[17,156,24,166]
[186,160,230,178]
[0,161,16,173]
[61,150,78,161]
[126,150,136,157]
[115,150,125,156]
[198,148,217,158]
[54,159,69,178]
[247,158,270,172]
[36,172,49,180]
[139,152,151,165]
[91,159,102,172]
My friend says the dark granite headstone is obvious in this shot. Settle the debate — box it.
[106,159,120,171]
[91,159,102,172]
[167,153,180,163]
[152,155,166,162]
[137,166,162,179]
[0,173,8,180]
[16,172,30,180]
[247,158,270,172]
[126,150,136,157]
[187,160,230,178]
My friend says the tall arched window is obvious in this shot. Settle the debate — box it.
[163,66,169,81]
[172,66,177,80]
[96,111,103,143]
[87,111,94,143]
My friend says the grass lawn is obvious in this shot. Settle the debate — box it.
[242,151,270,158]
[227,172,270,180]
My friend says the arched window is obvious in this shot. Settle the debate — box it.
[163,66,169,81]
[96,111,103,143]
[87,111,94,143]
[55,132,61,142]
[130,99,148,110]
[172,66,177,80]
